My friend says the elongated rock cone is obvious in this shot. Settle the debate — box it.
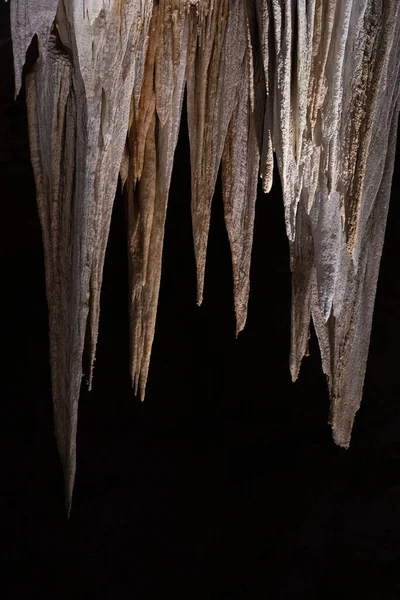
[12,0,154,513]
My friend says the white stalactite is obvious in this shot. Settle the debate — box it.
[8,0,400,511]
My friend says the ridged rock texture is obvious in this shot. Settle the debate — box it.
[9,0,400,513]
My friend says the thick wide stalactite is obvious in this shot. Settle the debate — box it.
[8,0,400,513]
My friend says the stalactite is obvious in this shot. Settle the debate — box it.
[8,0,400,511]
[124,0,189,399]
[14,0,154,514]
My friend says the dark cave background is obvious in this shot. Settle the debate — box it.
[1,5,400,599]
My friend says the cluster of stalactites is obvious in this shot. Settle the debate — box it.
[9,0,400,513]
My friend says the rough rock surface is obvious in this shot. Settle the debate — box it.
[9,0,400,511]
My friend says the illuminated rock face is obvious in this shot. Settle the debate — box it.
[9,0,400,512]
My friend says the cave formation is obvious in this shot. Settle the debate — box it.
[8,0,400,514]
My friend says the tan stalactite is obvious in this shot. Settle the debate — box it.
[14,0,154,514]
[125,0,190,398]
[221,2,263,335]
[186,0,246,306]
[25,36,76,512]
[281,0,400,447]
[9,0,400,510]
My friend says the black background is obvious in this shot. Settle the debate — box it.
[1,5,400,598]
